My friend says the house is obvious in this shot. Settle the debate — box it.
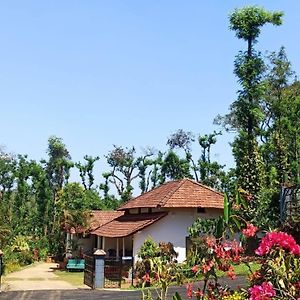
[89,178,224,263]
[65,210,124,257]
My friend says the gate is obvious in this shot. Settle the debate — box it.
[104,257,133,288]
[84,254,95,289]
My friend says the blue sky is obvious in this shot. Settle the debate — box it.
[0,1,299,182]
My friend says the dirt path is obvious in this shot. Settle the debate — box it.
[2,262,82,291]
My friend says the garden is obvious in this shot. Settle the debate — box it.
[134,191,300,300]
[1,4,300,300]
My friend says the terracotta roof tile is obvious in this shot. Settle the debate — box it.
[89,210,124,231]
[118,179,224,210]
[67,210,124,233]
[91,212,168,238]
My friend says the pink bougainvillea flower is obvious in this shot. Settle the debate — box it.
[142,273,150,283]
[191,265,199,274]
[242,223,258,238]
[255,231,300,256]
[249,282,276,300]
[186,283,193,299]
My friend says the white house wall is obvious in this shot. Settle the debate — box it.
[133,207,222,263]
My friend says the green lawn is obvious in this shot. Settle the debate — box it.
[53,270,84,286]
[214,261,260,278]
[52,262,260,288]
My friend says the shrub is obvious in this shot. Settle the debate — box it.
[248,231,300,299]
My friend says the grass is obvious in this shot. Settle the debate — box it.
[52,262,261,289]
[232,261,260,276]
[53,270,84,286]
[215,261,261,278]
[184,261,261,283]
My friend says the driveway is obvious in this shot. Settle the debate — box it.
[0,262,247,299]
[2,262,84,291]
[0,275,247,300]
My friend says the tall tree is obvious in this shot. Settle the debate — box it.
[160,151,191,182]
[198,131,226,190]
[105,145,155,202]
[261,48,294,185]
[167,130,199,181]
[43,136,73,244]
[75,155,100,190]
[228,7,283,201]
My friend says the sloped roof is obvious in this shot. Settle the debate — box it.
[91,212,168,238]
[89,210,124,231]
[67,210,124,234]
[118,178,224,210]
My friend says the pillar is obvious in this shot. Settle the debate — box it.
[93,249,106,289]
[122,237,125,257]
[116,238,119,259]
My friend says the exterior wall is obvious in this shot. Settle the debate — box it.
[70,234,95,257]
[133,207,222,263]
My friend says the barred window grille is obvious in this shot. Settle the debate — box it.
[280,186,300,223]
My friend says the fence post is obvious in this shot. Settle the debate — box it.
[93,249,106,289]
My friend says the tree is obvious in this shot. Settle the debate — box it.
[167,130,199,181]
[261,48,294,185]
[220,7,282,214]
[0,149,16,241]
[75,155,100,190]
[160,151,191,182]
[198,131,226,190]
[105,145,156,202]
[43,136,73,249]
[58,182,102,211]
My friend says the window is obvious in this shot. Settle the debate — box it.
[197,207,206,213]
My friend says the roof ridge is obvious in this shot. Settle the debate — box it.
[157,179,188,207]
[118,179,182,210]
[186,178,224,197]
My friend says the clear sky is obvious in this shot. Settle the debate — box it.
[0,1,299,181]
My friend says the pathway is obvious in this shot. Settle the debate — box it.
[2,262,84,291]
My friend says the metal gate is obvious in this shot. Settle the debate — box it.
[104,258,122,288]
[104,257,133,288]
[84,254,95,289]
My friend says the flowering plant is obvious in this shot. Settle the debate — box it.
[186,235,244,299]
[248,231,300,299]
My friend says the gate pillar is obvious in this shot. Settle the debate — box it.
[94,249,106,289]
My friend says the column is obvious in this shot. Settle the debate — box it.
[116,238,119,259]
[97,236,101,249]
[122,237,125,257]
[94,249,106,289]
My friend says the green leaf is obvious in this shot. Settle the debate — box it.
[216,217,224,239]
[224,194,229,224]
[231,216,241,230]
[235,190,241,205]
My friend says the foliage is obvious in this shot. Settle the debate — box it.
[11,235,30,252]
[166,129,229,191]
[138,238,182,300]
[105,145,157,201]
[137,237,160,260]
[248,231,300,299]
[75,155,100,190]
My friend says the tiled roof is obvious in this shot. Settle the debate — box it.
[89,210,124,231]
[91,212,168,238]
[67,210,124,234]
[118,178,224,210]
